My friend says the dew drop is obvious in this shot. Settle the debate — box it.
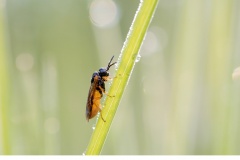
[114,63,119,71]
[135,54,141,62]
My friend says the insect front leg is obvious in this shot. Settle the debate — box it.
[99,86,115,98]
[112,73,122,80]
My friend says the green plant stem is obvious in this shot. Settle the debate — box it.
[0,2,11,154]
[85,0,159,155]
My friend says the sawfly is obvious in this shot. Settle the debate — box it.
[86,56,116,122]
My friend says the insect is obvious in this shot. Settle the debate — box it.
[86,56,116,122]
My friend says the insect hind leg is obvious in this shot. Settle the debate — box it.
[97,104,106,122]
[100,111,106,122]
[98,105,106,122]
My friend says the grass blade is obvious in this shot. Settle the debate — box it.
[85,0,159,155]
[0,2,11,154]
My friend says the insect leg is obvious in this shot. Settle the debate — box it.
[112,73,122,80]
[98,104,106,122]
[99,86,115,98]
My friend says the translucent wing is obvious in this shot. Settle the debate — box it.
[86,75,98,121]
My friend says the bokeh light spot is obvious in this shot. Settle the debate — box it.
[44,117,60,134]
[142,31,159,54]
[16,53,34,72]
[89,0,119,28]
[141,27,168,56]
[232,67,240,81]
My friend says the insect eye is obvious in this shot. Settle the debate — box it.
[99,68,106,73]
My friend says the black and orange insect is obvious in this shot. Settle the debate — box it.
[86,56,116,122]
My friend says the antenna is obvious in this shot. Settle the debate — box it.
[106,56,116,71]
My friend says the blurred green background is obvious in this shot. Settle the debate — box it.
[0,0,240,155]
